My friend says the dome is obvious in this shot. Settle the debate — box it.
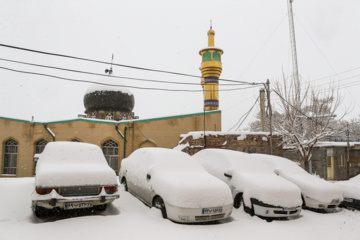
[83,77,135,113]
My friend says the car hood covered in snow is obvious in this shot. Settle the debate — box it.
[193,149,302,208]
[254,154,343,203]
[35,142,117,188]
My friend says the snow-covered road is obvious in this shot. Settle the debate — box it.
[0,177,359,240]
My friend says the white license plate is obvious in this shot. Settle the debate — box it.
[202,207,223,214]
[65,202,93,210]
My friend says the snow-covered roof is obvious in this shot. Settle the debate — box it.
[35,142,117,187]
[84,76,134,95]
[193,149,302,208]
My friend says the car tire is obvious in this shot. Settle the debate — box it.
[233,193,243,209]
[122,178,128,191]
[34,205,48,218]
[153,196,167,219]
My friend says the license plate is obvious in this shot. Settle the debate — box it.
[65,202,93,210]
[202,207,223,214]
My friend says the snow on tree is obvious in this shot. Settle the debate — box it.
[270,78,345,172]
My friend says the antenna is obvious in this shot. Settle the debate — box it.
[105,53,114,75]
[210,20,212,30]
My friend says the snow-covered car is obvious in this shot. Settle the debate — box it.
[193,149,302,221]
[254,153,343,211]
[119,148,233,223]
[335,174,360,210]
[31,142,120,218]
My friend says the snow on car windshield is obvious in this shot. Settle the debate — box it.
[35,142,117,187]
[193,149,302,208]
[253,153,343,203]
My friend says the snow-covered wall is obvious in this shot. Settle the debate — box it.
[174,131,283,156]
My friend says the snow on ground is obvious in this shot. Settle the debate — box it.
[1,177,360,240]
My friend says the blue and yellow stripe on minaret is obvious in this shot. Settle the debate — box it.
[199,26,223,111]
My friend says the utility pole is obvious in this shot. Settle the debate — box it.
[287,0,300,103]
[266,80,273,155]
[260,88,266,132]
[346,123,350,179]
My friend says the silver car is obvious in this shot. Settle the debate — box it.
[254,153,343,212]
[31,142,119,218]
[119,148,233,223]
[193,149,302,222]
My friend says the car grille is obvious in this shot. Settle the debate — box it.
[58,186,101,197]
[274,210,298,215]
[195,213,225,221]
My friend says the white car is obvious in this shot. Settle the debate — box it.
[254,153,343,211]
[335,174,360,210]
[31,142,119,218]
[193,149,302,221]
[119,148,233,223]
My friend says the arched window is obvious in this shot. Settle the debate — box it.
[102,140,119,174]
[213,52,221,61]
[35,139,48,154]
[202,51,211,62]
[3,139,18,175]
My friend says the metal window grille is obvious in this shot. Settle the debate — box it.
[102,140,119,174]
[3,139,18,175]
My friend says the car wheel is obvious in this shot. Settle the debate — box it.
[153,196,167,219]
[34,205,48,218]
[233,193,243,209]
[95,204,107,212]
[122,178,128,191]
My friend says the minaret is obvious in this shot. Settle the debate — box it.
[199,24,223,111]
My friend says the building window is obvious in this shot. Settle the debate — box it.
[102,140,119,174]
[213,52,221,61]
[35,139,48,154]
[3,139,18,175]
[33,139,48,175]
[202,51,211,62]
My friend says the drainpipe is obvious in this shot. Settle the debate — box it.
[43,123,55,141]
[115,122,127,159]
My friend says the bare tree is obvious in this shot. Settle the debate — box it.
[272,77,344,172]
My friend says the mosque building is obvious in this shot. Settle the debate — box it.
[0,27,222,177]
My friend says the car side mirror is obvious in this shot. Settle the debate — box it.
[146,174,151,181]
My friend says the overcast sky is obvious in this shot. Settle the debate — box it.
[1,0,360,131]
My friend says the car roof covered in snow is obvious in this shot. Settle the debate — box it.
[35,142,117,188]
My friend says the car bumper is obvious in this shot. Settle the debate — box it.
[165,202,233,223]
[339,197,360,210]
[303,195,341,210]
[32,194,119,210]
[253,204,301,218]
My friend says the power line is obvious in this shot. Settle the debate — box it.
[0,43,262,85]
[0,57,249,87]
[0,65,261,92]
[227,96,260,131]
